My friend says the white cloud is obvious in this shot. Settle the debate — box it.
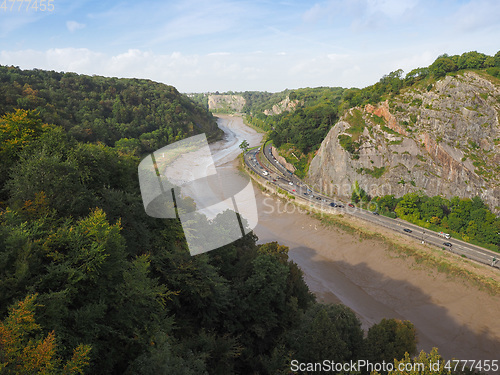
[448,0,500,32]
[366,0,418,18]
[327,53,349,62]
[66,21,86,33]
[302,0,419,31]
[207,52,231,56]
[302,3,324,23]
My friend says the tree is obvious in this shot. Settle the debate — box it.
[288,304,364,364]
[395,193,421,220]
[0,109,50,194]
[351,181,369,204]
[0,294,91,374]
[420,196,445,221]
[429,56,458,78]
[364,318,417,364]
[114,137,141,155]
[6,150,94,217]
[258,241,289,264]
[0,109,46,161]
[404,67,429,85]
[457,51,487,70]
[239,140,249,152]
[375,347,485,375]
[376,195,399,213]
[493,50,500,67]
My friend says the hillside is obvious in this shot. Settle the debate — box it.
[0,65,221,153]
[308,71,500,214]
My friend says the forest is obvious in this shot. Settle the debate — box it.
[0,66,221,157]
[0,67,488,374]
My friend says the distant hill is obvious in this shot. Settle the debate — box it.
[0,66,221,154]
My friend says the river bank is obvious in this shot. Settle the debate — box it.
[214,114,500,365]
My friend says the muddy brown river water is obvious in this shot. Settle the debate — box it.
[211,114,500,366]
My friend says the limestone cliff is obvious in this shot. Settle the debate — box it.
[263,96,300,116]
[208,94,245,112]
[307,72,500,212]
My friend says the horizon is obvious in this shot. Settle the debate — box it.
[0,0,499,93]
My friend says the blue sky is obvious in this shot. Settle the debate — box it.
[0,0,498,92]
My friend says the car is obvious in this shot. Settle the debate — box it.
[316,197,321,200]
[330,202,337,207]
[443,242,452,247]
[403,228,412,233]
[303,192,308,195]
[372,212,379,215]
[337,204,344,208]
[348,203,354,208]
[288,181,293,186]
[273,179,276,182]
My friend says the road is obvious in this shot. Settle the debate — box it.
[244,143,500,270]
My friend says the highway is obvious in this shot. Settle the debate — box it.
[244,143,500,270]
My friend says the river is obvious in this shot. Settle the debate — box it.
[208,114,500,366]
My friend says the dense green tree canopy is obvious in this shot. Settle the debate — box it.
[0,65,221,154]
[370,192,500,251]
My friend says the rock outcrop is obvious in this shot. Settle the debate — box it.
[271,146,296,172]
[307,72,500,213]
[264,96,300,116]
[208,95,245,112]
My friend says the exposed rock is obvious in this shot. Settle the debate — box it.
[307,72,500,213]
[271,146,296,172]
[208,95,245,112]
[263,96,300,116]
[365,101,408,136]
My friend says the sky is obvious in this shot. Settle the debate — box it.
[0,0,498,93]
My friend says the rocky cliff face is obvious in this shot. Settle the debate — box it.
[263,96,300,115]
[208,94,245,112]
[308,72,500,212]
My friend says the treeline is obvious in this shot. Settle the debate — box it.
[352,184,500,252]
[340,50,500,111]
[241,90,288,114]
[0,65,221,155]
[247,87,344,153]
